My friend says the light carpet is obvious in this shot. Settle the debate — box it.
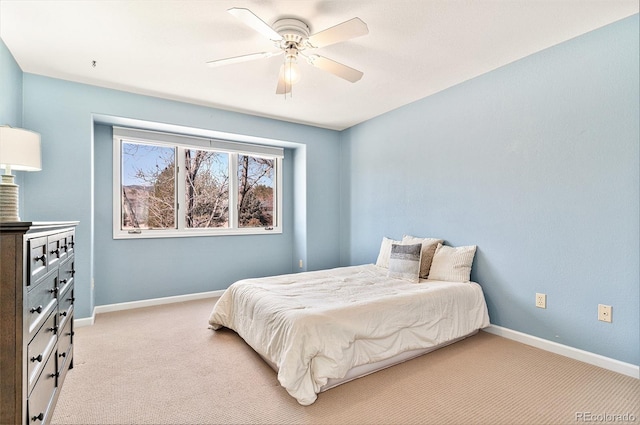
[51,298,639,425]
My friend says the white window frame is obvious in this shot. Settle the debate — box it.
[113,127,283,239]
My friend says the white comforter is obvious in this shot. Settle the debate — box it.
[208,264,490,405]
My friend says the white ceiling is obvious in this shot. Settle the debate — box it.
[1,1,637,130]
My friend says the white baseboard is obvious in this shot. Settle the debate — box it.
[74,290,224,328]
[483,325,639,379]
[74,313,95,328]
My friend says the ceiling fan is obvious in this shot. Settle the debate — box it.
[207,8,369,95]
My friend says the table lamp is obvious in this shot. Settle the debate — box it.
[0,126,42,222]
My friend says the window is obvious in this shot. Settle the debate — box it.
[113,127,283,238]
[184,148,229,229]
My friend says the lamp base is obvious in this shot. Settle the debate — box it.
[0,174,21,222]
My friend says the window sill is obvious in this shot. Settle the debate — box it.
[113,227,282,240]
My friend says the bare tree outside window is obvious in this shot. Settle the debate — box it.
[238,155,274,228]
[185,149,229,228]
[121,142,176,230]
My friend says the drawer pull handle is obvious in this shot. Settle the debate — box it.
[60,279,68,285]
[60,311,68,317]
[34,254,46,264]
[30,305,43,314]
[50,248,60,256]
[47,325,58,334]
[31,413,44,422]
[59,352,67,358]
[48,286,59,293]
[30,354,43,363]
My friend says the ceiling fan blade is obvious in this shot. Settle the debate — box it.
[305,54,363,83]
[206,51,282,67]
[228,8,283,41]
[275,65,292,95]
[307,17,368,48]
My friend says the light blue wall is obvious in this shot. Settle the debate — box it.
[0,38,26,212]
[20,75,341,318]
[340,16,639,365]
[0,38,22,127]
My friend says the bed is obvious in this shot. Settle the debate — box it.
[208,237,491,405]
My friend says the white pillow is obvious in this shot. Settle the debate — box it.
[375,236,400,268]
[428,243,477,282]
[402,235,443,279]
[387,243,422,283]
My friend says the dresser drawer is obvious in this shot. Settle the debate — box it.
[27,270,57,341]
[27,351,57,425]
[47,234,65,270]
[58,255,75,297]
[58,285,74,331]
[65,230,75,256]
[28,236,49,284]
[57,318,73,384]
[27,312,57,395]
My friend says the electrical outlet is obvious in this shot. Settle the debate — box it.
[535,293,546,309]
[299,259,303,268]
[598,304,612,323]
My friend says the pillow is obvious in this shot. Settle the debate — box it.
[375,237,400,268]
[428,243,477,282]
[387,243,422,283]
[402,235,443,279]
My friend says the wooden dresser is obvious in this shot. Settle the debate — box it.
[1,222,78,425]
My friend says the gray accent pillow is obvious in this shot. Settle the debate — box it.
[387,243,422,283]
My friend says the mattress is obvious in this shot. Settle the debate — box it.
[209,264,490,405]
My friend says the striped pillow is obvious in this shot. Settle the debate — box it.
[427,243,477,282]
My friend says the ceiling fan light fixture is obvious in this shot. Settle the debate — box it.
[284,56,301,85]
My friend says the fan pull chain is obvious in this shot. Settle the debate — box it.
[284,56,292,100]
[283,55,287,100]
[287,57,292,100]
[287,72,292,100]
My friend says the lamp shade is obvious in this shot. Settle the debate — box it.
[0,126,42,172]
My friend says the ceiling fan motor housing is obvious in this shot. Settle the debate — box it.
[273,18,310,48]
